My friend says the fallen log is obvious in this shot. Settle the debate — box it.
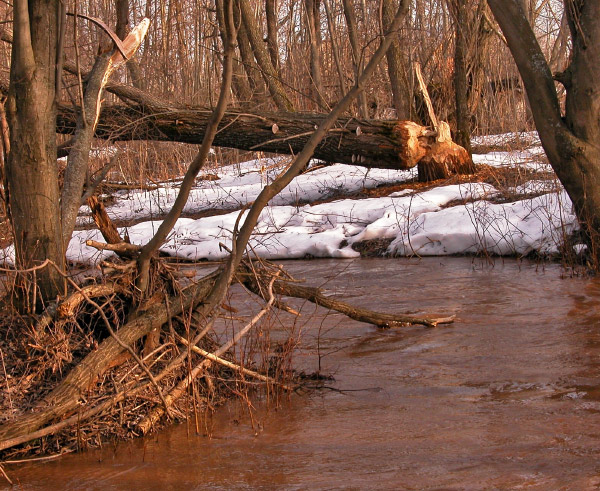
[56,104,474,181]
[240,266,455,328]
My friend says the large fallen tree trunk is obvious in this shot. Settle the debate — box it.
[56,104,474,180]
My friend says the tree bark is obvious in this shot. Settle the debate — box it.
[265,0,280,71]
[56,104,473,178]
[234,16,264,100]
[6,0,65,307]
[342,0,369,118]
[217,0,253,105]
[304,0,327,109]
[450,0,472,154]
[323,0,347,99]
[382,0,411,119]
[487,0,600,259]
[238,0,294,111]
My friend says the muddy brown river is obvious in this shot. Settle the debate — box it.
[7,258,600,489]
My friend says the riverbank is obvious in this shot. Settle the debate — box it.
[0,131,580,267]
[8,257,600,489]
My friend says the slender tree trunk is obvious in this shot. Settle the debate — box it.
[217,0,253,105]
[342,0,369,118]
[304,0,327,109]
[450,0,472,154]
[6,0,65,307]
[235,14,265,99]
[323,0,347,99]
[382,0,411,119]
[265,0,280,71]
[238,0,294,111]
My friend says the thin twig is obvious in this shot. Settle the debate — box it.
[0,347,12,411]
[137,273,279,434]
[0,463,12,485]
[175,333,295,391]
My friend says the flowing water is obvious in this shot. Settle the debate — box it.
[7,258,600,489]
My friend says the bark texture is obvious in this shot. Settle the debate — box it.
[56,104,473,178]
[488,0,600,256]
[382,0,411,119]
[6,0,65,305]
[238,0,294,111]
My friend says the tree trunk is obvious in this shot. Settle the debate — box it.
[56,103,473,179]
[382,0,411,119]
[304,0,327,109]
[342,0,369,118]
[487,0,600,262]
[6,0,65,308]
[235,14,265,101]
[217,0,253,105]
[323,0,347,99]
[238,0,294,111]
[450,0,472,154]
[265,0,280,71]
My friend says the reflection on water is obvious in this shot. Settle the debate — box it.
[8,258,600,489]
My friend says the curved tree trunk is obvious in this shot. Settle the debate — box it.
[238,0,294,111]
[488,0,600,261]
[217,0,253,105]
[6,0,65,309]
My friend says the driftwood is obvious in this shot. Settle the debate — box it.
[0,268,222,450]
[55,104,474,181]
[241,266,455,328]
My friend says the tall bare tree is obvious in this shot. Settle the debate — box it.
[342,0,369,118]
[304,0,327,108]
[448,0,471,154]
[6,0,65,306]
[265,0,280,71]
[382,0,411,119]
[488,0,600,256]
[238,0,294,111]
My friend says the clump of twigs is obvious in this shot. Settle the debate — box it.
[0,246,453,467]
[0,256,299,463]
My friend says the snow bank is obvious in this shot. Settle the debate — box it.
[64,182,576,264]
[2,133,582,265]
[79,159,416,225]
